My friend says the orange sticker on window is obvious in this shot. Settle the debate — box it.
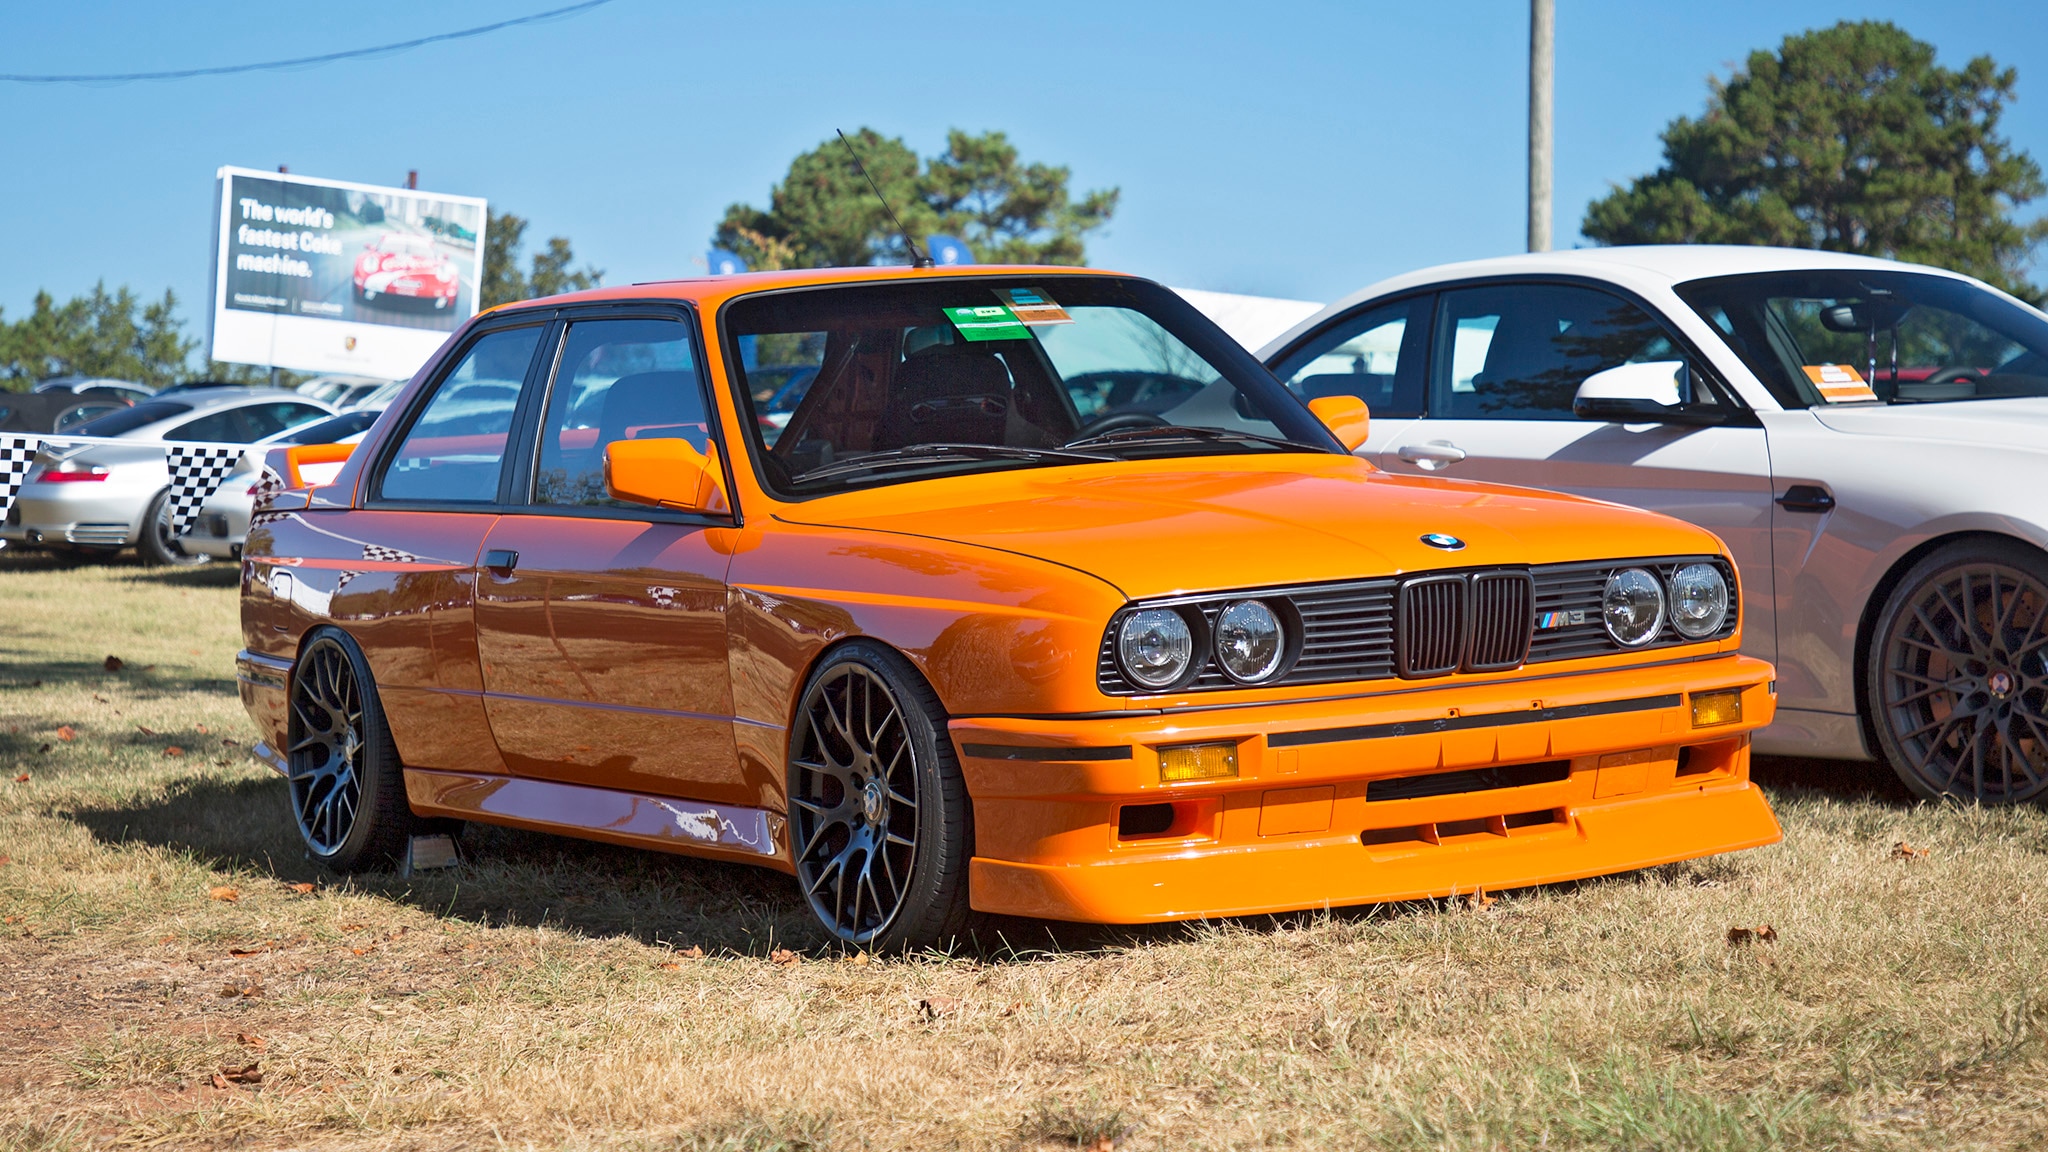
[1802,364,1878,403]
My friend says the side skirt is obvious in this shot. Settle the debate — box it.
[403,768,792,872]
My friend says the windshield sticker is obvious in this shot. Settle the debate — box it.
[993,286,1072,326]
[943,304,1028,342]
[1803,364,1879,403]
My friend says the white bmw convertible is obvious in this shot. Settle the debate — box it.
[1263,246,2048,805]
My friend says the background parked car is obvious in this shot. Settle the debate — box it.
[296,375,392,410]
[1,388,334,564]
[32,376,157,405]
[1261,245,2048,805]
[182,406,386,561]
[1,390,132,434]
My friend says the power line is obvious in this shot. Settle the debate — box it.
[0,0,616,85]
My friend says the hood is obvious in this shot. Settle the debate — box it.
[779,454,1723,599]
[1811,396,2048,451]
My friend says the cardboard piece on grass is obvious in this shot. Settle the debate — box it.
[401,834,461,877]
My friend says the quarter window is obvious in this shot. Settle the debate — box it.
[379,326,543,503]
[532,318,708,508]
[1430,285,1681,420]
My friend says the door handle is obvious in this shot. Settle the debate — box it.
[482,548,519,575]
[1775,485,1835,514]
[1396,441,1468,471]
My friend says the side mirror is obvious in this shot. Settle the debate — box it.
[605,438,729,514]
[1574,360,1691,421]
[1307,394,1371,452]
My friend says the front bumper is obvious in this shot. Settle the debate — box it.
[953,654,1780,922]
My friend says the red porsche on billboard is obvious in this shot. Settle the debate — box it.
[354,232,461,310]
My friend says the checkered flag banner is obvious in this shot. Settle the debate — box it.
[163,445,249,538]
[0,434,255,540]
[0,434,40,529]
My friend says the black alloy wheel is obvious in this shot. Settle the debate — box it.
[139,489,209,567]
[787,641,974,949]
[288,629,426,869]
[1870,540,2048,805]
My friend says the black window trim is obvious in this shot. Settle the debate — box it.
[499,299,742,529]
[364,310,558,513]
[1266,273,1760,428]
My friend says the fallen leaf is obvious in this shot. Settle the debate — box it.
[197,724,209,734]
[285,882,315,895]
[1000,1001,1026,1017]
[228,942,273,957]
[1726,924,1779,946]
[134,725,157,736]
[222,737,239,746]
[218,982,261,998]
[1459,888,1498,910]
[919,996,963,1020]
[210,1073,229,1090]
[340,924,363,933]
[163,746,184,757]
[3,915,22,925]
[219,1063,261,1084]
[350,946,373,956]
[768,948,800,967]
[55,726,76,741]
[103,655,124,672]
[680,945,705,959]
[1892,841,1931,860]
[92,694,107,703]
[208,886,239,902]
[0,855,10,865]
[658,961,681,970]
[37,744,50,754]
[236,1033,266,1051]
[13,774,27,784]
[849,951,871,966]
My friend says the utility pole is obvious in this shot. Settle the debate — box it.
[1527,0,1554,252]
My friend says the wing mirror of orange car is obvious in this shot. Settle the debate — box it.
[1307,395,1371,452]
[604,438,730,514]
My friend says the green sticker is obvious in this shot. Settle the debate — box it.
[943,304,1028,341]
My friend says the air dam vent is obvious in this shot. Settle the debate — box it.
[1364,760,1572,803]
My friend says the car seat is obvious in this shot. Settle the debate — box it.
[871,347,1013,450]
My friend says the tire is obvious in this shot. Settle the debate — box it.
[1868,538,2048,805]
[138,489,209,567]
[786,640,975,950]
[288,628,429,870]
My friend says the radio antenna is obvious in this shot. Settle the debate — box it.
[837,129,932,268]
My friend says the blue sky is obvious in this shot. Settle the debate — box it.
[3,0,2044,332]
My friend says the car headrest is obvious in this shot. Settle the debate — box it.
[598,372,699,445]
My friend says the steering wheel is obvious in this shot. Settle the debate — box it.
[1068,411,1168,441]
[1921,366,1984,386]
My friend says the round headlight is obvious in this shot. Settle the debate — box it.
[1118,608,1194,689]
[1603,568,1665,647]
[1215,600,1285,683]
[1668,562,1730,639]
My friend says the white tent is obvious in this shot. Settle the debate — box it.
[1172,288,1324,353]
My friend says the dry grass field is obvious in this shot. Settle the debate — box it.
[1,549,2045,1151]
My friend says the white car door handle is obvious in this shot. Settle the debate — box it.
[1397,441,1467,470]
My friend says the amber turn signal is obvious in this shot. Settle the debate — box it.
[1690,689,1744,728]
[1158,741,1239,783]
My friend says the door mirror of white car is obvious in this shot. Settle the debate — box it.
[1573,360,1691,422]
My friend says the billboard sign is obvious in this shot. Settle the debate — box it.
[208,166,486,380]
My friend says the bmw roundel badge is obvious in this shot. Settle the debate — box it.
[1421,533,1465,550]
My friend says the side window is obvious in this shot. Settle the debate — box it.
[1271,296,1430,418]
[243,402,329,441]
[1430,285,1680,420]
[532,318,706,509]
[166,408,247,442]
[379,326,544,503]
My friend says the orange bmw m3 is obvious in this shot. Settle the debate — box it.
[237,265,1781,948]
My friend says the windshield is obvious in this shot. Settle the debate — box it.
[1675,270,2048,407]
[67,399,193,437]
[725,276,1336,496]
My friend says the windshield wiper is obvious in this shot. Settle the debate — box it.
[787,443,1113,486]
[1060,425,1324,453]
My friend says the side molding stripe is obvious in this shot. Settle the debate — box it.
[958,743,1133,762]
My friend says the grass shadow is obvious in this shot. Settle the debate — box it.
[62,771,830,954]
[1753,754,1914,804]
[0,650,234,701]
